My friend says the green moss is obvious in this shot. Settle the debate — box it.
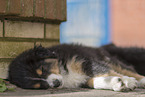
[0,78,15,92]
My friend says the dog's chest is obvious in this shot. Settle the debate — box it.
[60,67,89,88]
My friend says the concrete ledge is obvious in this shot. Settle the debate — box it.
[1,87,145,97]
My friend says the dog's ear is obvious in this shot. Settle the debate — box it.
[34,44,43,50]
[33,45,57,59]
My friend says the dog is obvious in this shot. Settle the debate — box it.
[8,43,145,91]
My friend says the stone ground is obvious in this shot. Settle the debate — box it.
[0,87,145,97]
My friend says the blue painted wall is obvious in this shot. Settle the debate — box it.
[60,0,110,47]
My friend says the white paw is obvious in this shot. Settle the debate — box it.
[138,78,145,88]
[122,76,137,91]
[111,77,125,91]
[111,76,137,91]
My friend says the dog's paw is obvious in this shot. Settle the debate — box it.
[34,45,56,59]
[122,76,137,91]
[111,77,125,91]
[93,76,137,92]
[111,76,137,92]
[137,78,145,88]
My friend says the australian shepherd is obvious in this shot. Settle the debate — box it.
[8,43,145,91]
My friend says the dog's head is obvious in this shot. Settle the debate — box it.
[33,45,63,88]
[35,58,63,88]
[9,45,63,89]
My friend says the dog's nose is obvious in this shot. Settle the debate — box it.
[53,79,62,87]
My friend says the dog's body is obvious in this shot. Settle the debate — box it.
[8,43,145,91]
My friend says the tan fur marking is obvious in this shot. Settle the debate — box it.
[87,78,94,88]
[67,56,84,74]
[33,83,40,88]
[36,69,42,75]
[108,70,123,77]
[45,59,59,74]
[94,74,109,77]
[110,64,145,80]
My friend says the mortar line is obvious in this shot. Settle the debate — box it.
[33,0,36,17]
[44,0,47,18]
[44,23,46,39]
[3,20,5,37]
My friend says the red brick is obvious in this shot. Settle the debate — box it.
[55,0,62,20]
[0,0,7,14]
[34,0,45,18]
[45,0,56,19]
[61,0,67,21]
[56,0,67,21]
[21,0,33,17]
[7,0,21,15]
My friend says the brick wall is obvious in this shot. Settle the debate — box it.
[0,0,66,79]
[0,0,66,21]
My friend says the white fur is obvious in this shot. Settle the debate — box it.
[137,77,145,88]
[93,76,112,89]
[61,72,88,88]
[46,66,89,88]
[61,65,89,88]
[111,77,125,91]
[122,76,137,90]
[93,76,124,91]
[46,74,63,88]
[93,76,137,91]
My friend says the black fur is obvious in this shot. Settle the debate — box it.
[8,45,56,89]
[8,43,145,89]
[102,43,145,75]
[47,44,111,76]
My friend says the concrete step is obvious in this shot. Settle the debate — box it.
[0,87,145,97]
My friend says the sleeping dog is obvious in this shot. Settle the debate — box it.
[8,43,145,91]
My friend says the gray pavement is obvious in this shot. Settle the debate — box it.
[0,88,145,97]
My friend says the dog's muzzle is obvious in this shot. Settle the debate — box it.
[46,74,63,88]
[53,79,62,87]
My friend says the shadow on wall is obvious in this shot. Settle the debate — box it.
[60,0,110,47]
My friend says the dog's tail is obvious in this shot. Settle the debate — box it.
[102,43,145,75]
